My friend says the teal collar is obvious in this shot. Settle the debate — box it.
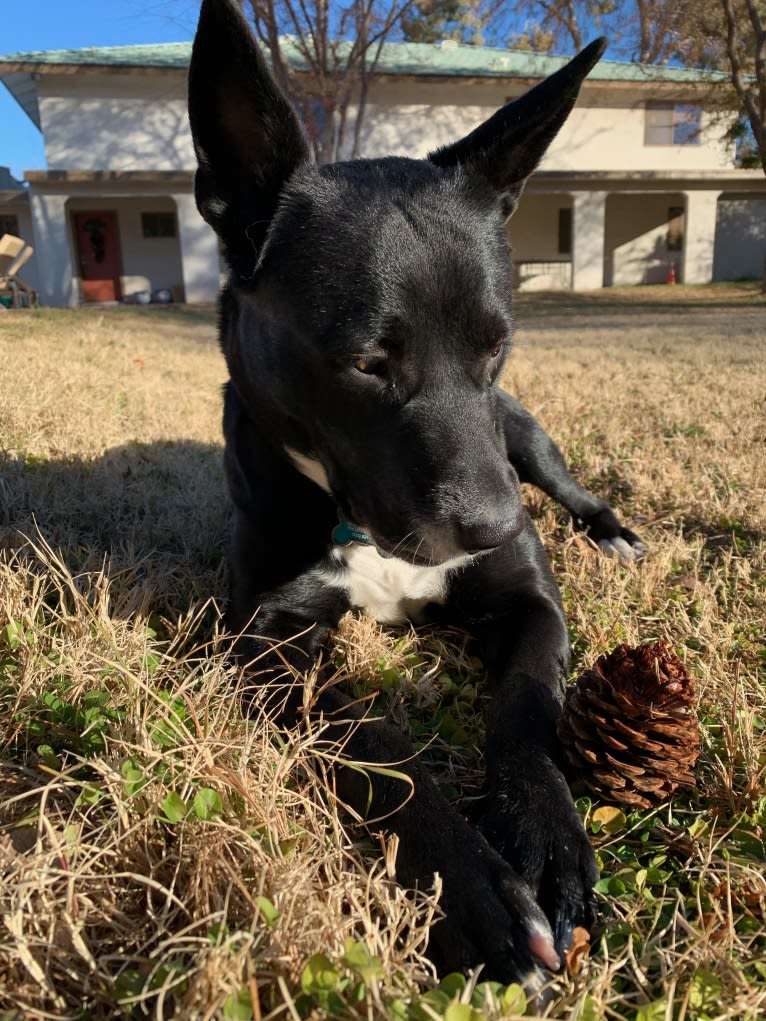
[332,519,372,547]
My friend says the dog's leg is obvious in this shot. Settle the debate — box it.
[497,390,647,560]
[230,546,564,985]
[444,522,599,958]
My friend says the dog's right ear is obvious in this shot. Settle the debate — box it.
[188,0,311,274]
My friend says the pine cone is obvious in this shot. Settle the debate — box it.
[558,641,700,809]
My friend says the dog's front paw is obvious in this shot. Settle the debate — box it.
[597,529,647,562]
[578,507,647,562]
[396,814,561,989]
[483,755,599,960]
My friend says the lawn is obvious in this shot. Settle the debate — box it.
[0,292,764,1020]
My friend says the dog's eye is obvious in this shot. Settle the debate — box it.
[489,343,503,359]
[353,357,386,377]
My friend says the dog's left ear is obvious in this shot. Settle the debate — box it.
[429,39,606,218]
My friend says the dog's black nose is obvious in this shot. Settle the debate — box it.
[457,515,523,553]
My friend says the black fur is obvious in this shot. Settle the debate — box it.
[189,0,644,986]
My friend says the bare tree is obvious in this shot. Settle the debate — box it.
[506,0,692,62]
[239,0,422,161]
[718,0,766,173]
[401,0,514,47]
[697,0,766,287]
[506,0,618,55]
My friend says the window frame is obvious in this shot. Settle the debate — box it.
[644,102,702,147]
[141,211,177,239]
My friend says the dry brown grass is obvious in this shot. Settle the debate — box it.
[1,295,764,1020]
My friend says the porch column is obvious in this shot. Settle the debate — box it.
[571,191,607,290]
[28,191,78,307]
[683,190,720,284]
[173,193,221,303]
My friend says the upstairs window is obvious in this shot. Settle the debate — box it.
[645,102,701,145]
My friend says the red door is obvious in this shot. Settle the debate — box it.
[73,212,122,301]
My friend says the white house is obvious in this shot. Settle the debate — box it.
[1,38,764,305]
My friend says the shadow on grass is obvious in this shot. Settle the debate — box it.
[512,285,766,335]
[0,439,229,620]
[515,282,765,314]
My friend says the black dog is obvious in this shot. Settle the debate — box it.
[188,0,645,988]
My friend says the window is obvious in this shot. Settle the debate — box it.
[667,205,685,252]
[0,214,19,237]
[645,103,701,145]
[141,212,176,238]
[557,208,572,255]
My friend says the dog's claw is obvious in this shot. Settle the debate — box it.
[528,929,561,971]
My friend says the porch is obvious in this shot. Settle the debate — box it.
[24,171,221,307]
[513,170,766,290]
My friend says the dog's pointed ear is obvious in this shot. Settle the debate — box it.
[429,38,606,218]
[188,0,311,274]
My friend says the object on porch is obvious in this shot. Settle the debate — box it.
[514,259,572,291]
[122,287,175,306]
[0,234,39,308]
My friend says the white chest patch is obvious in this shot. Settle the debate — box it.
[284,443,473,624]
[323,545,472,625]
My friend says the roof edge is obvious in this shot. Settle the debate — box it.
[0,37,728,85]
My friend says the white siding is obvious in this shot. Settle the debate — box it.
[508,195,572,262]
[356,82,733,171]
[604,192,685,285]
[38,75,193,170]
[37,72,733,174]
[713,194,766,281]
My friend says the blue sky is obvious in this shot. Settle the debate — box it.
[1,1,197,179]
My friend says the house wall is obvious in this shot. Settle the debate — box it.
[36,72,734,174]
[0,200,39,290]
[357,83,733,170]
[713,194,766,281]
[508,195,572,261]
[604,192,685,285]
[38,75,193,170]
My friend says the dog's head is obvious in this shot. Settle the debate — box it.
[189,0,604,564]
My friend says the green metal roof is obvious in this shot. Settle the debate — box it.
[0,38,723,84]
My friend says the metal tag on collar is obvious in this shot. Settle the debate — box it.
[332,520,372,546]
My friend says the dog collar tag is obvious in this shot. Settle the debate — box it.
[332,520,372,546]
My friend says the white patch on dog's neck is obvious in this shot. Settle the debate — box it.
[285,446,331,493]
[324,545,472,625]
[284,445,473,625]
